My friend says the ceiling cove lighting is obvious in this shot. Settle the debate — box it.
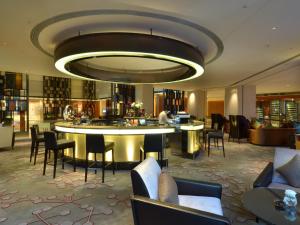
[54,33,204,84]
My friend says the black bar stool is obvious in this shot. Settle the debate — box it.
[43,131,76,179]
[85,134,115,183]
[140,134,164,168]
[207,126,225,157]
[30,126,45,165]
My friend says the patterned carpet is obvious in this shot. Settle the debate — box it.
[0,136,274,225]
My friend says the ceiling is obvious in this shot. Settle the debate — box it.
[1,0,300,95]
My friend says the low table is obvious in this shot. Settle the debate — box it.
[242,188,300,225]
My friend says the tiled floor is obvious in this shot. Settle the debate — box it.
[0,136,274,225]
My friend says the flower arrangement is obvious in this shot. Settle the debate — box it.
[131,102,143,109]
[127,101,144,117]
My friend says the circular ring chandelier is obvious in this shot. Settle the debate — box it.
[54,33,204,84]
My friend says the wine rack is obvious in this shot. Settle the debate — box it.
[285,100,297,122]
[270,100,280,126]
[256,106,264,120]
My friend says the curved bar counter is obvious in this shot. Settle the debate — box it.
[55,122,175,165]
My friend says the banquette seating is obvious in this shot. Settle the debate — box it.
[131,157,230,225]
[249,128,296,146]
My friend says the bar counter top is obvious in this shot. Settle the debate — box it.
[54,121,204,164]
[55,121,175,135]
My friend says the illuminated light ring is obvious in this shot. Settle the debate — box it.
[55,125,175,135]
[54,33,204,84]
[180,124,204,131]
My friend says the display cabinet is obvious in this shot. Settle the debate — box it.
[257,95,300,127]
[256,106,264,120]
[163,89,185,114]
[270,100,281,126]
[0,72,29,132]
[43,76,71,120]
[111,84,135,116]
[285,100,297,122]
[82,80,96,117]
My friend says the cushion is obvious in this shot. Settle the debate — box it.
[158,172,179,204]
[272,148,300,184]
[178,195,223,216]
[133,157,161,200]
[276,155,300,187]
[268,183,300,193]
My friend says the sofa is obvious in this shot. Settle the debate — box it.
[249,128,295,146]
[131,157,230,225]
[0,126,14,149]
[253,147,300,193]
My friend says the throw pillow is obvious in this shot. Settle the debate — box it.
[276,154,300,188]
[158,172,179,204]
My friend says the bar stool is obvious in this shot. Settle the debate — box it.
[85,134,115,183]
[43,131,76,179]
[140,134,164,168]
[30,126,45,165]
[207,126,225,157]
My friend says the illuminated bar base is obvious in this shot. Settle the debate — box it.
[64,133,162,162]
[55,122,175,168]
[180,124,204,159]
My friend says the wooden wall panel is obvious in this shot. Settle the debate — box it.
[207,100,224,116]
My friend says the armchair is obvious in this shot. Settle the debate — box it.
[0,126,14,149]
[131,157,231,225]
[228,115,249,143]
[253,147,300,193]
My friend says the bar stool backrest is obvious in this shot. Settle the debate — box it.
[30,126,37,142]
[44,131,57,150]
[86,134,105,153]
[143,134,163,153]
[33,124,40,134]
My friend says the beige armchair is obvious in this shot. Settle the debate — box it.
[0,126,14,149]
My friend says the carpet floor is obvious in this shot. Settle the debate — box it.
[0,136,274,225]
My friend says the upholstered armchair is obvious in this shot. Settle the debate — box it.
[253,147,300,193]
[131,157,231,225]
[0,126,14,149]
[228,115,249,143]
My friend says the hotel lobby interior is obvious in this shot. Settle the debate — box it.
[1,1,300,225]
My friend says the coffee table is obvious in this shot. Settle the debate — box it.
[242,188,300,225]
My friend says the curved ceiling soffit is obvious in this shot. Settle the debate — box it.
[30,9,224,65]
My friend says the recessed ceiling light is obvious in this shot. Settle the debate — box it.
[272,26,278,30]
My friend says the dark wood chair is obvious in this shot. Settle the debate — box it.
[85,134,115,183]
[30,126,45,165]
[140,134,164,168]
[43,131,76,179]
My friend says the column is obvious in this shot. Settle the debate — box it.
[187,89,207,119]
[224,85,256,119]
[135,84,154,115]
